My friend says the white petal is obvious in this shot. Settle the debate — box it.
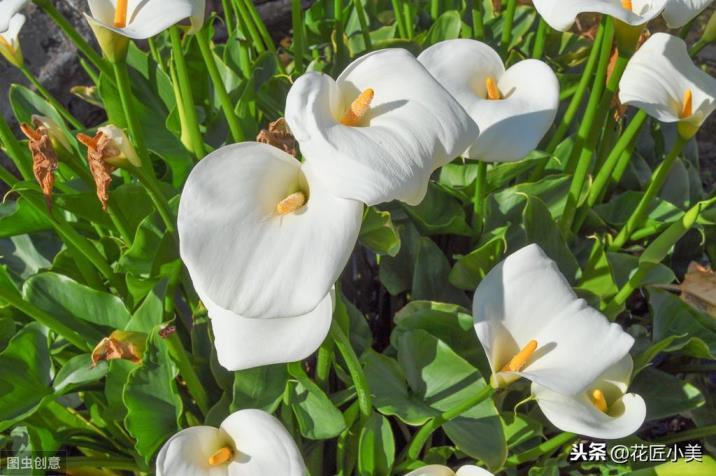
[87,0,195,39]
[0,12,24,45]
[455,466,494,476]
[619,33,716,128]
[0,0,28,32]
[187,0,207,34]
[473,244,634,396]
[533,383,646,439]
[156,426,231,476]
[178,142,362,319]
[532,0,667,31]
[221,409,306,476]
[208,293,333,371]
[404,465,456,476]
[419,40,559,162]
[285,49,478,206]
[662,0,713,28]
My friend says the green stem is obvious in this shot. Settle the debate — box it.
[352,0,372,51]
[391,0,407,38]
[402,2,414,38]
[292,0,306,72]
[472,0,485,40]
[165,331,210,415]
[334,0,347,67]
[431,0,440,20]
[0,115,32,180]
[221,0,237,35]
[315,340,334,390]
[147,37,164,70]
[690,39,710,56]
[34,0,113,79]
[0,280,88,350]
[473,161,487,232]
[131,167,177,235]
[406,385,494,460]
[19,65,83,130]
[532,18,549,59]
[112,61,147,157]
[196,27,245,142]
[232,0,266,53]
[504,432,577,466]
[240,0,278,55]
[500,0,517,55]
[330,320,372,419]
[656,424,716,446]
[169,27,206,159]
[610,136,686,250]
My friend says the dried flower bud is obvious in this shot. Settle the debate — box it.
[256,118,297,157]
[20,122,58,209]
[31,115,71,153]
[91,330,146,366]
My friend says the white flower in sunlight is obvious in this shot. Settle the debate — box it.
[178,142,362,320]
[418,39,559,163]
[285,48,478,206]
[619,32,716,139]
[663,0,714,28]
[533,355,647,439]
[85,0,204,39]
[0,0,28,32]
[156,409,306,476]
[405,464,494,476]
[207,291,334,371]
[532,0,668,31]
[0,12,24,67]
[473,244,634,396]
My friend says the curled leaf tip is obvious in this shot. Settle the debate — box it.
[21,122,58,209]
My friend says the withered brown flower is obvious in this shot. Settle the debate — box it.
[77,131,116,211]
[20,121,58,209]
[90,330,146,367]
[256,118,298,157]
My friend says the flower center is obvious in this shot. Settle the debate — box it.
[679,89,693,119]
[591,389,609,413]
[485,77,502,100]
[276,191,307,215]
[114,0,129,28]
[340,89,374,126]
[500,340,538,372]
[208,446,234,466]
[621,0,633,11]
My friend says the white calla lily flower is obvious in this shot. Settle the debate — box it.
[663,0,714,28]
[285,48,478,206]
[405,464,494,476]
[207,291,334,371]
[532,0,667,31]
[619,33,716,139]
[473,244,634,396]
[418,39,559,163]
[0,12,24,67]
[178,142,362,320]
[85,0,204,39]
[156,409,306,476]
[0,0,27,32]
[533,355,646,439]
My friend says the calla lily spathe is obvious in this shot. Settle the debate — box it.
[405,464,494,476]
[473,244,634,396]
[285,48,478,206]
[619,33,716,139]
[663,0,714,28]
[85,0,204,40]
[532,0,668,31]
[177,142,362,320]
[0,12,23,67]
[207,291,334,371]
[533,355,646,439]
[0,0,27,32]
[156,409,306,476]
[418,39,559,163]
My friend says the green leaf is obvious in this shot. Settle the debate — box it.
[522,194,579,282]
[403,183,472,236]
[577,238,619,301]
[357,413,395,476]
[126,279,169,333]
[53,353,108,394]
[449,226,508,290]
[413,236,470,307]
[630,367,704,420]
[124,329,182,463]
[0,199,51,238]
[359,207,401,257]
[501,412,543,449]
[287,377,346,440]
[0,323,52,431]
[649,289,716,359]
[231,364,287,413]
[23,272,131,331]
[424,11,462,46]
